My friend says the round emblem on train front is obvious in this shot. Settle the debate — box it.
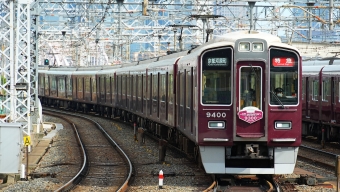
[238,106,263,124]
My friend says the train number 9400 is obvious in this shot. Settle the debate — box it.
[206,112,227,118]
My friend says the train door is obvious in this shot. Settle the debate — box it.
[236,61,265,137]
[103,77,106,103]
[99,77,102,103]
[117,75,121,107]
[142,74,146,114]
[152,73,159,118]
[159,73,166,120]
[185,68,193,133]
[56,77,59,98]
[149,73,152,116]
[67,76,72,99]
[168,73,174,124]
[89,77,92,101]
[178,70,186,129]
[132,75,136,111]
[62,77,65,98]
[141,74,145,114]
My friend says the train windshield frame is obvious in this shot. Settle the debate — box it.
[201,47,232,105]
[269,48,299,106]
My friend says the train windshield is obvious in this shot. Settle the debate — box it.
[201,48,232,105]
[269,49,299,106]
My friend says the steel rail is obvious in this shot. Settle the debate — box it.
[54,122,87,192]
[45,108,133,192]
[300,144,338,158]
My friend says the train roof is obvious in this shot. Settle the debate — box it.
[322,65,340,75]
[72,70,100,75]
[213,30,281,44]
[302,58,340,66]
[302,65,324,75]
[303,65,340,76]
[96,68,117,75]
[38,69,76,75]
[185,30,300,57]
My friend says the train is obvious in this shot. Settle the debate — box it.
[302,59,340,142]
[38,30,302,175]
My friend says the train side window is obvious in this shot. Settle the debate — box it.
[110,77,113,103]
[186,70,191,107]
[127,75,130,97]
[105,76,110,102]
[312,80,318,101]
[77,77,83,98]
[92,77,95,99]
[100,77,104,101]
[51,76,56,91]
[88,77,91,95]
[153,73,158,101]
[75,77,77,99]
[180,71,185,107]
[130,75,133,99]
[160,74,166,102]
[169,74,174,103]
[322,79,330,101]
[85,77,90,100]
[44,75,49,95]
[338,82,340,103]
[138,75,142,99]
[122,75,126,96]
[302,78,305,100]
[68,76,72,98]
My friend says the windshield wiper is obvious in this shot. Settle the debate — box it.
[270,91,285,109]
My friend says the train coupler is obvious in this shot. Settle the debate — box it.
[245,144,260,158]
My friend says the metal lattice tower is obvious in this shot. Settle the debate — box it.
[0,0,34,136]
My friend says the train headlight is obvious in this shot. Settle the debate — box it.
[239,42,250,51]
[252,43,264,52]
[275,121,292,129]
[208,121,225,129]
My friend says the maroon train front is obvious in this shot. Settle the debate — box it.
[38,30,302,175]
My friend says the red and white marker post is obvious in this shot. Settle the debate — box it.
[159,170,163,189]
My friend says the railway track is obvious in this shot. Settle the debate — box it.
[299,144,338,171]
[42,107,214,191]
[44,109,132,191]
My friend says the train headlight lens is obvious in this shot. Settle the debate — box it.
[253,43,264,52]
[239,42,250,51]
[208,121,225,129]
[275,121,292,129]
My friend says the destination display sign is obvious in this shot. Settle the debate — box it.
[207,57,228,66]
[272,57,295,67]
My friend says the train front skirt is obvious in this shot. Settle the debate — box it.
[199,146,298,174]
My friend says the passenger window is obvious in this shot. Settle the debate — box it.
[302,78,305,100]
[339,82,340,103]
[312,80,318,101]
[186,70,191,107]
[322,79,330,101]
